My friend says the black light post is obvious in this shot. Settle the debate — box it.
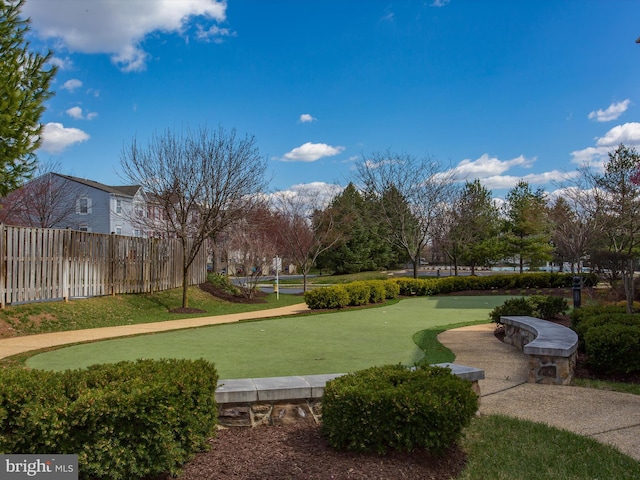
[572,276,582,309]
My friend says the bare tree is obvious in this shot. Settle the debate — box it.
[0,160,81,228]
[271,185,342,291]
[354,151,456,278]
[120,125,268,309]
[226,204,278,298]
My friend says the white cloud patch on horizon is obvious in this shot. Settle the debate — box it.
[299,114,316,123]
[479,170,578,191]
[449,154,535,181]
[23,0,228,72]
[588,99,631,122]
[39,123,90,154]
[61,79,83,92]
[571,122,640,168]
[281,142,345,162]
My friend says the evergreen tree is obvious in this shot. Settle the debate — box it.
[503,180,553,273]
[0,0,57,194]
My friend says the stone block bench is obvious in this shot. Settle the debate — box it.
[501,315,578,385]
[215,363,484,428]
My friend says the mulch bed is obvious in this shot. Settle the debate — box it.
[164,423,467,480]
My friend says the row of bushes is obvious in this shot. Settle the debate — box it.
[322,364,478,455]
[0,359,218,480]
[304,273,596,309]
[570,306,640,374]
[304,280,400,309]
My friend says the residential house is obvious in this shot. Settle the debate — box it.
[0,173,149,236]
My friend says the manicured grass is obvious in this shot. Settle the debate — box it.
[277,271,391,285]
[26,296,512,377]
[0,286,303,336]
[572,378,640,396]
[460,415,640,479]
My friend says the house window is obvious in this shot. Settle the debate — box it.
[116,199,122,214]
[115,226,122,235]
[134,229,142,237]
[77,196,92,215]
[79,224,90,232]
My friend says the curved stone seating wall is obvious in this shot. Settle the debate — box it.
[501,315,578,385]
[215,363,484,428]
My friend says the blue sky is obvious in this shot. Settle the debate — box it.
[22,0,640,198]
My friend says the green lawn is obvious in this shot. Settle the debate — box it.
[26,295,511,378]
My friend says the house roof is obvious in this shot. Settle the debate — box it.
[54,173,142,197]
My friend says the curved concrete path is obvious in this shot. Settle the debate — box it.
[438,324,640,461]
[0,303,309,359]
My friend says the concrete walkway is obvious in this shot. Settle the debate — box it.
[438,324,640,461]
[0,303,309,359]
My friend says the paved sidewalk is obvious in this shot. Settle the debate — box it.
[0,303,309,360]
[438,324,640,462]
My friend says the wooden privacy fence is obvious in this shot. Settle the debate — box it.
[0,224,207,306]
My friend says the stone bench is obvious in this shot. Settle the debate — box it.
[215,363,484,427]
[501,315,578,385]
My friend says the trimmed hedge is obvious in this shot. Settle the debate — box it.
[584,324,640,374]
[321,364,478,455]
[0,359,218,480]
[304,280,398,309]
[304,273,594,310]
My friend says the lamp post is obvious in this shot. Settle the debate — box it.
[572,276,582,309]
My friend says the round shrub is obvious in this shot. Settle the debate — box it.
[321,365,478,455]
[489,297,533,323]
[584,324,640,374]
[344,282,371,306]
[304,286,350,309]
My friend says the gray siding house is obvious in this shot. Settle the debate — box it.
[0,173,148,236]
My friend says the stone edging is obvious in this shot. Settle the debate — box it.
[215,363,484,427]
[501,315,578,385]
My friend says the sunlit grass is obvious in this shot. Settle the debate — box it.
[0,287,303,336]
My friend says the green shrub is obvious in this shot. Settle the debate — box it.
[364,280,387,303]
[206,273,240,295]
[489,297,534,323]
[344,282,371,306]
[489,296,568,323]
[322,365,478,455]
[584,324,640,374]
[529,295,569,320]
[304,286,350,309]
[381,280,400,300]
[0,359,218,480]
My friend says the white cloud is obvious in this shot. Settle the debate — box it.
[39,122,90,154]
[480,170,577,191]
[65,106,98,121]
[65,106,84,119]
[299,114,316,123]
[49,56,73,70]
[281,142,345,162]
[274,182,344,208]
[595,122,640,147]
[23,0,228,72]
[571,122,640,168]
[588,99,631,122]
[196,24,237,43]
[431,0,450,7]
[450,154,534,181]
[61,79,83,92]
